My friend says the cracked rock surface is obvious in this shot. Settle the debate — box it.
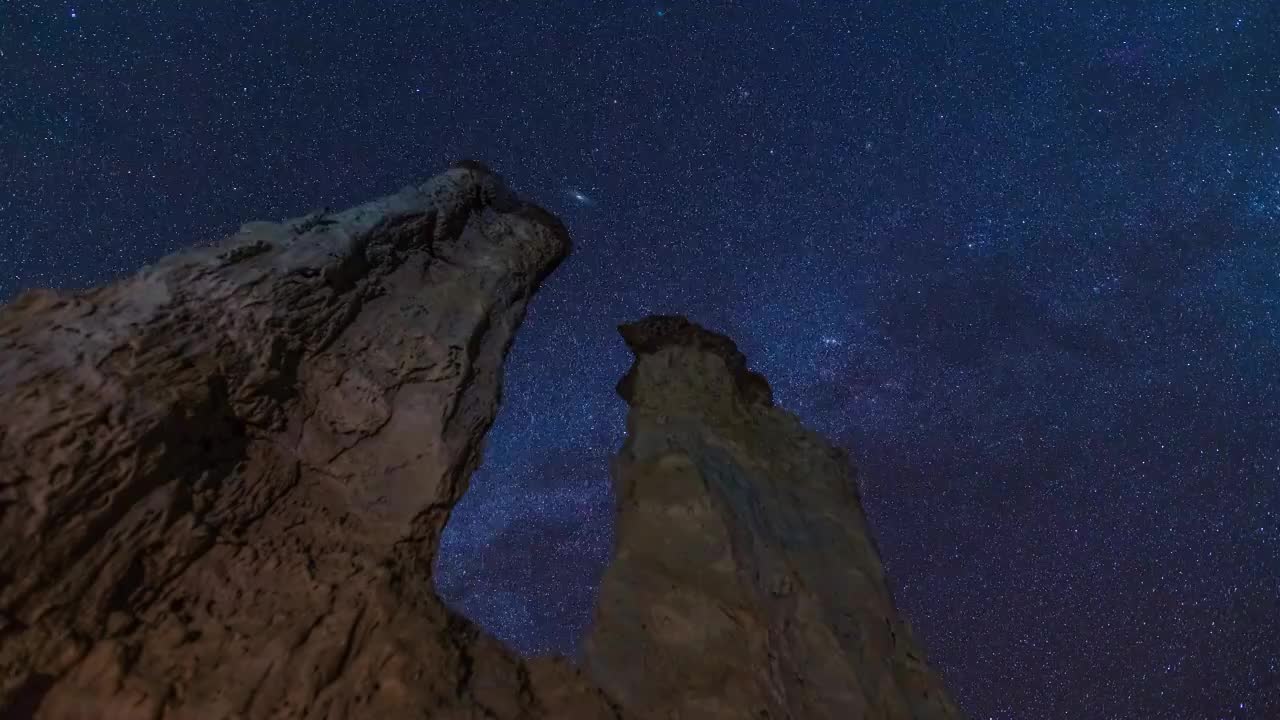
[0,163,628,720]
[584,315,966,720]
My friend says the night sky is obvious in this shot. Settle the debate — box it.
[4,2,1279,717]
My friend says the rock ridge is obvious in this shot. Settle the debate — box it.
[0,162,628,719]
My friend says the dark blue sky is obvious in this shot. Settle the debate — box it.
[4,2,1279,717]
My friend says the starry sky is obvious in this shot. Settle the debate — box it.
[4,2,1279,717]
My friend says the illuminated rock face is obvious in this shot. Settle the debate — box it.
[0,163,627,720]
[0,164,964,720]
[584,315,965,720]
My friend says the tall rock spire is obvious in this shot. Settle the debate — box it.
[584,314,965,719]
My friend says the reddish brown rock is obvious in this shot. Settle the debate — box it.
[0,164,628,719]
[1,165,965,719]
[584,315,965,719]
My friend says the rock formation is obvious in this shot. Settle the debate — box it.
[583,315,964,719]
[0,163,628,719]
[0,163,964,719]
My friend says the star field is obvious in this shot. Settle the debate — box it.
[3,2,1279,717]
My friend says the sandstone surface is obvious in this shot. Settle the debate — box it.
[0,163,626,719]
[0,164,965,719]
[584,315,964,719]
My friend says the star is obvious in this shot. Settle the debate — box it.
[8,4,1277,717]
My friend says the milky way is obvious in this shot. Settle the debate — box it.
[4,2,1278,717]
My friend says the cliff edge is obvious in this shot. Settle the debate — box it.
[0,163,627,719]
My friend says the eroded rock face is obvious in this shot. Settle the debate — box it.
[584,315,965,720]
[0,163,628,719]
